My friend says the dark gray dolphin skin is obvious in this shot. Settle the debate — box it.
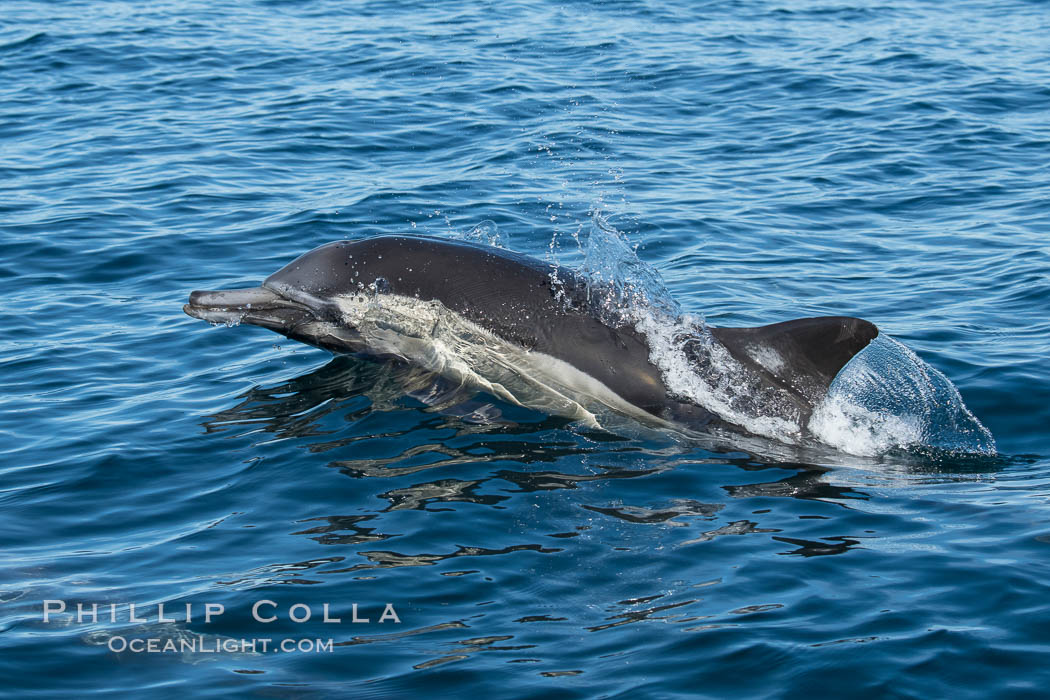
[184,235,877,429]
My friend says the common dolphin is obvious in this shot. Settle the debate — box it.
[184,235,877,433]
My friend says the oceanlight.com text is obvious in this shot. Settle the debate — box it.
[107,635,335,654]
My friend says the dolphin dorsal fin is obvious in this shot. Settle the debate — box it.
[709,316,878,404]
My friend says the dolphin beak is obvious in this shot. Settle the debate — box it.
[184,286,316,333]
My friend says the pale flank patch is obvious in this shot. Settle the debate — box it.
[332,293,665,428]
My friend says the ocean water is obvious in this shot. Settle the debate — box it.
[2,0,1049,697]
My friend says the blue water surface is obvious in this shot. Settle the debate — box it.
[2,0,1049,697]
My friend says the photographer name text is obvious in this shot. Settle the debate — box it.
[42,599,401,624]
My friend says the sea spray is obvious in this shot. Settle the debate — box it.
[810,335,996,456]
[451,220,510,249]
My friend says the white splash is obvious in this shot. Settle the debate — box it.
[809,335,996,456]
[568,216,807,443]
[635,312,807,444]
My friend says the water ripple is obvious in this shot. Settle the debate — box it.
[2,0,1049,696]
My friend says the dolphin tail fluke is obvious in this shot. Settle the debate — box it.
[710,316,878,404]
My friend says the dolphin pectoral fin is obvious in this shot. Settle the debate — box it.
[710,316,878,404]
